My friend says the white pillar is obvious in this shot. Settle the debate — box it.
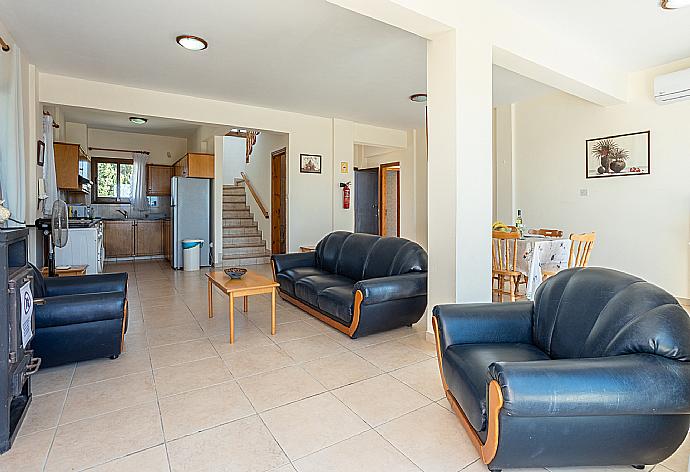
[426,28,493,332]
[494,104,515,224]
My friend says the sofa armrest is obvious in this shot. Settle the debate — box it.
[433,301,533,350]
[35,292,126,329]
[489,354,690,417]
[272,252,316,273]
[354,272,427,306]
[44,273,128,297]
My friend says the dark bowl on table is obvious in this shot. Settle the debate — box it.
[224,268,247,279]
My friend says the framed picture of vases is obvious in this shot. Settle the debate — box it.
[586,131,650,179]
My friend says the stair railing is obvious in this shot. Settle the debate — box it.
[240,172,269,219]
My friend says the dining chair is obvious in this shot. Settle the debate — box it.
[492,230,524,302]
[542,232,596,279]
[528,228,564,238]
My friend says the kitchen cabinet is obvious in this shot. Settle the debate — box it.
[135,220,163,256]
[173,153,214,179]
[146,165,173,196]
[104,220,134,257]
[54,142,90,192]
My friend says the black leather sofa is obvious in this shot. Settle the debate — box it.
[433,267,690,470]
[31,266,128,367]
[272,231,427,338]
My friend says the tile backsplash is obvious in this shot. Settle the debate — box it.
[92,196,171,219]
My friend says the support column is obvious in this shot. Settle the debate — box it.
[426,28,493,332]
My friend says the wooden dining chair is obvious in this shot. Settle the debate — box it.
[492,230,523,302]
[542,232,596,279]
[528,228,564,238]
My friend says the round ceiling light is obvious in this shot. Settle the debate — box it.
[176,35,208,51]
[129,117,148,125]
[409,93,427,103]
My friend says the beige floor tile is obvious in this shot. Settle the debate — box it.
[139,287,179,301]
[376,403,478,472]
[31,363,75,396]
[328,326,416,350]
[46,402,163,472]
[261,392,369,460]
[251,306,309,328]
[146,321,204,347]
[239,365,325,412]
[259,320,322,343]
[167,415,289,471]
[222,344,295,378]
[123,331,149,352]
[398,332,438,356]
[356,340,431,372]
[0,428,54,472]
[60,371,157,424]
[390,357,446,401]
[301,351,382,391]
[333,374,430,427]
[209,328,274,355]
[272,465,298,472]
[87,445,170,472]
[18,389,66,436]
[149,338,218,369]
[279,334,346,363]
[72,349,152,386]
[662,432,690,472]
[294,429,420,472]
[154,356,234,397]
[144,308,196,330]
[159,380,255,440]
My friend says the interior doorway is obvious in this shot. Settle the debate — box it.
[354,168,379,234]
[270,147,287,254]
[379,162,400,237]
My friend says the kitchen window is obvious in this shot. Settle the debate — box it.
[92,158,134,203]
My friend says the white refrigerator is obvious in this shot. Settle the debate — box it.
[171,177,211,269]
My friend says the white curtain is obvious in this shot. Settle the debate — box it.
[0,43,26,225]
[42,114,58,216]
[131,151,149,211]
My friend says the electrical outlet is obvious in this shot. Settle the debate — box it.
[579,188,589,197]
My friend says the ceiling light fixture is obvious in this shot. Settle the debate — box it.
[409,93,427,103]
[661,0,690,9]
[176,35,208,51]
[129,117,148,125]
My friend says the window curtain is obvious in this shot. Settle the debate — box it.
[42,114,58,216]
[0,43,26,226]
[131,152,149,211]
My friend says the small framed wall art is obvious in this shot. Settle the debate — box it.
[586,131,650,178]
[300,154,322,174]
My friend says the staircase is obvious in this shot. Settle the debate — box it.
[222,183,271,266]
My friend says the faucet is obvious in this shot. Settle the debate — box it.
[115,209,128,219]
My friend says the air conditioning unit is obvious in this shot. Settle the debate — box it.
[654,67,690,104]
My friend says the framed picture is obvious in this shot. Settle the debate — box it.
[586,131,650,178]
[300,154,322,174]
[37,140,45,166]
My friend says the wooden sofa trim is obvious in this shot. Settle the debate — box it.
[432,316,503,465]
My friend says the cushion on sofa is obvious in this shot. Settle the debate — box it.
[318,285,354,324]
[335,233,380,280]
[443,343,550,432]
[295,274,354,307]
[315,231,350,273]
[277,267,329,296]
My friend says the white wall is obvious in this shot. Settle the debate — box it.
[223,136,245,183]
[87,128,188,165]
[504,58,690,298]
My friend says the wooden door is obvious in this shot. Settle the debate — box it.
[271,148,287,254]
[354,168,379,235]
[379,162,400,237]
[104,220,135,257]
[135,221,163,256]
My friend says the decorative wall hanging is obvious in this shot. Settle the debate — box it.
[586,131,650,178]
[300,154,322,174]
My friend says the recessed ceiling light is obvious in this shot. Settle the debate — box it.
[176,35,208,51]
[661,0,690,8]
[239,129,247,133]
[409,93,427,103]
[129,117,148,125]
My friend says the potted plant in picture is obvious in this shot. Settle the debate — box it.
[609,147,629,173]
[591,139,618,174]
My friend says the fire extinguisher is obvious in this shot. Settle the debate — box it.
[340,182,351,209]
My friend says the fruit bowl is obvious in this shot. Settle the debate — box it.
[224,268,247,279]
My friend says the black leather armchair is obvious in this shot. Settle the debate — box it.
[272,231,427,337]
[31,266,128,367]
[433,267,690,470]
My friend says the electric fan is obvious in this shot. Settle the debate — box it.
[47,199,69,277]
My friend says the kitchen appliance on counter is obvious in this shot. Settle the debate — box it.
[171,177,210,269]
[67,204,92,219]
[35,218,104,274]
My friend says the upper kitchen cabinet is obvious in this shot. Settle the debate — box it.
[174,153,214,179]
[54,142,91,192]
[146,164,173,196]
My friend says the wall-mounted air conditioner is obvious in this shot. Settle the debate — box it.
[654,67,690,105]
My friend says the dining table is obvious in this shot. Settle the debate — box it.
[515,235,572,299]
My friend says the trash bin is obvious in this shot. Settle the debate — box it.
[182,239,204,271]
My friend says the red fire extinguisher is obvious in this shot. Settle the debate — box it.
[340,182,351,209]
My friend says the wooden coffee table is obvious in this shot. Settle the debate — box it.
[206,270,279,344]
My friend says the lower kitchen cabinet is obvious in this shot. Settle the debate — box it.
[104,220,135,257]
[135,220,163,256]
[104,220,165,258]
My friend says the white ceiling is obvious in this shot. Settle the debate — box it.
[1,0,427,129]
[492,66,556,106]
[496,0,690,72]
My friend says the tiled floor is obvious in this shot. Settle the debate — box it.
[1,260,688,472]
